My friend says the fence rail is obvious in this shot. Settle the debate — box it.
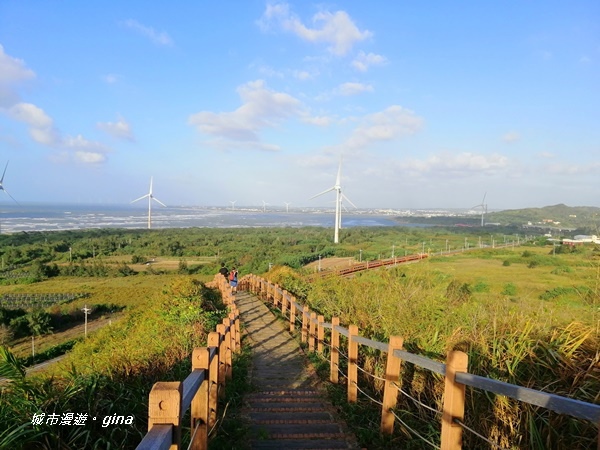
[136,275,239,450]
[243,273,600,450]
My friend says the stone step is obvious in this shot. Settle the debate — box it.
[249,439,355,449]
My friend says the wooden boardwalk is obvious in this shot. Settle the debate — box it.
[236,291,361,449]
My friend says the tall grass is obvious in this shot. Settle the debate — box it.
[268,251,600,449]
[0,276,227,449]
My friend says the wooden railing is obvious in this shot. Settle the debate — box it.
[243,274,600,450]
[136,275,239,450]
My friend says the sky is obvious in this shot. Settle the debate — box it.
[0,1,598,211]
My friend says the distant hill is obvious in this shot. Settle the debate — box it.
[488,204,600,230]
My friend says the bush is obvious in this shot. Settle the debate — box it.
[502,260,511,266]
[502,283,517,296]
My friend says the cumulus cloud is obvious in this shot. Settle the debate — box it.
[188,80,302,146]
[122,19,173,46]
[345,106,423,150]
[502,131,520,143]
[337,82,373,96]
[258,3,371,56]
[97,117,134,141]
[351,51,387,72]
[0,47,109,164]
[400,152,509,176]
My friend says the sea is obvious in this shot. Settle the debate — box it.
[0,203,430,234]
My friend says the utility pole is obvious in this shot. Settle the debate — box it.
[82,305,92,338]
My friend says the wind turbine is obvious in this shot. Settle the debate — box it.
[310,158,355,244]
[284,202,291,213]
[131,177,166,229]
[262,200,269,213]
[0,161,19,204]
[471,192,487,227]
[230,200,236,211]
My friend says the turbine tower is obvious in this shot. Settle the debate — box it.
[262,200,269,213]
[284,202,291,213]
[471,192,487,227]
[131,177,166,229]
[230,200,236,211]
[0,161,19,204]
[310,158,355,244]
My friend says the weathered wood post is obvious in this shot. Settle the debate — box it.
[309,312,317,352]
[215,325,226,398]
[440,350,469,450]
[281,290,288,316]
[348,325,359,403]
[228,311,238,353]
[330,317,340,384]
[317,315,324,354]
[222,318,233,380]
[191,348,210,450]
[148,382,182,450]
[301,305,309,343]
[207,332,220,429]
[289,297,296,332]
[380,336,404,434]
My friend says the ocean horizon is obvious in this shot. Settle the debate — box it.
[0,202,434,234]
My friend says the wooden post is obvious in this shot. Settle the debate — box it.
[228,312,238,353]
[207,332,220,429]
[191,349,209,450]
[317,315,324,354]
[289,297,296,332]
[309,312,317,352]
[216,324,227,395]
[380,336,404,434]
[348,325,359,403]
[330,317,340,384]
[301,305,309,343]
[222,319,233,380]
[281,290,288,317]
[440,350,469,450]
[148,382,182,450]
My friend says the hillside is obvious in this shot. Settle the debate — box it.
[487,204,600,230]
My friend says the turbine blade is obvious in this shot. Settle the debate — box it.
[309,186,335,200]
[131,194,150,203]
[152,197,167,207]
[341,193,357,209]
[2,188,19,205]
[1,161,8,183]
[335,159,342,186]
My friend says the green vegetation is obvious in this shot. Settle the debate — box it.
[0,225,598,449]
[265,244,600,449]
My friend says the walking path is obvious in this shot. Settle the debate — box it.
[235,291,361,449]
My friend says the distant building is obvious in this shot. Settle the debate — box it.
[563,235,600,246]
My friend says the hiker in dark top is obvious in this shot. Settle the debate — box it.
[219,263,229,281]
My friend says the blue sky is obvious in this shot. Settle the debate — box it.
[0,1,598,210]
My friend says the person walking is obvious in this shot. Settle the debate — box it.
[219,263,229,282]
[229,267,238,294]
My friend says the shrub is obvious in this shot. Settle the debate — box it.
[502,283,517,296]
[502,260,511,266]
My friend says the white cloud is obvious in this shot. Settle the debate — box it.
[345,106,423,150]
[400,152,509,176]
[302,115,333,126]
[122,19,173,46]
[502,131,520,143]
[258,3,372,56]
[9,102,53,128]
[188,80,302,145]
[0,44,35,85]
[351,51,387,72]
[337,82,373,96]
[102,74,119,84]
[97,117,134,141]
[74,151,107,164]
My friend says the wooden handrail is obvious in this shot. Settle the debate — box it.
[136,275,240,450]
[244,273,600,450]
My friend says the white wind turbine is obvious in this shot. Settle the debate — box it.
[262,200,269,212]
[284,202,291,213]
[471,192,487,227]
[310,159,355,244]
[230,200,236,211]
[0,161,19,204]
[131,177,166,229]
